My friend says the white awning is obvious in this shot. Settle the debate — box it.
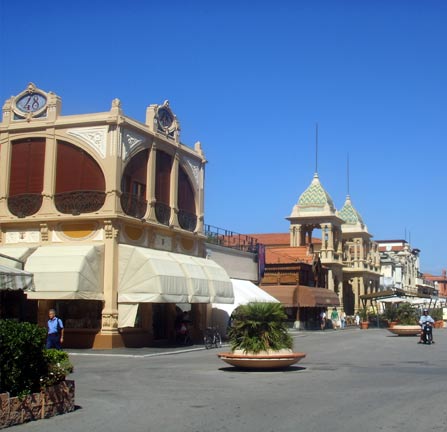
[213,279,279,314]
[118,245,234,304]
[25,245,104,300]
[0,247,36,269]
[0,264,34,291]
[212,279,280,336]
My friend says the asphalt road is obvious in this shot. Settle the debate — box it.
[16,328,447,432]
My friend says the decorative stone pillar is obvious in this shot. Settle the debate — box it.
[100,220,120,343]
[196,161,205,234]
[145,142,157,222]
[0,136,11,217]
[169,152,180,228]
[40,131,57,215]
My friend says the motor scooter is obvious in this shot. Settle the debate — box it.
[421,322,433,345]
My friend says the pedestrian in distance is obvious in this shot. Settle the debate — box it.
[355,313,360,327]
[331,307,340,329]
[46,308,64,350]
[320,310,327,330]
[340,311,347,329]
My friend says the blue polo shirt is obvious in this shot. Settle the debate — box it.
[48,317,64,334]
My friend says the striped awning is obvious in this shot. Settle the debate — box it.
[0,265,34,291]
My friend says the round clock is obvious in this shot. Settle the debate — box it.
[16,92,47,113]
[158,107,174,128]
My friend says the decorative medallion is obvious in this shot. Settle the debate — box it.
[12,83,48,120]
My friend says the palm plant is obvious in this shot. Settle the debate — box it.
[227,302,293,354]
[395,303,419,325]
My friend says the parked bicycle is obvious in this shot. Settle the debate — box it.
[204,326,222,349]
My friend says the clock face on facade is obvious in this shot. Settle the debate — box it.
[158,107,174,128]
[16,92,47,113]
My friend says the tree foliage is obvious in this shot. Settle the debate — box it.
[227,302,292,354]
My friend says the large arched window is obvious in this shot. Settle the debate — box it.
[8,139,45,217]
[120,149,149,218]
[55,141,106,214]
[177,167,197,231]
[154,151,172,225]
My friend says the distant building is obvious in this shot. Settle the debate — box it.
[250,172,381,325]
[377,240,437,299]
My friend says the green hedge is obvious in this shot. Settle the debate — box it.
[0,320,48,397]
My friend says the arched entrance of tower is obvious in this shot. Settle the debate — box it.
[343,280,355,315]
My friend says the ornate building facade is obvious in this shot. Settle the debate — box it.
[0,83,233,348]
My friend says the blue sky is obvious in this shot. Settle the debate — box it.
[1,1,446,274]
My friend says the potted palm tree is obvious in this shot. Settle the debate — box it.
[359,308,369,329]
[217,302,306,369]
[387,303,420,336]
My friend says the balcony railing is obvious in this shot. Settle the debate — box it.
[120,193,147,219]
[178,209,197,232]
[55,191,106,215]
[8,193,43,217]
[204,224,260,253]
[155,202,171,226]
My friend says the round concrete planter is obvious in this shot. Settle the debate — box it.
[218,349,306,369]
[387,325,421,336]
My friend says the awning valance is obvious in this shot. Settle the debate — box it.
[118,245,234,304]
[25,245,104,300]
[259,285,340,307]
[259,285,298,307]
[297,286,340,307]
[0,265,34,291]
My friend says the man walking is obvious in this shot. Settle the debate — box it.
[46,309,64,350]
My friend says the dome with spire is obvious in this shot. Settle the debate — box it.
[339,194,368,233]
[289,173,337,218]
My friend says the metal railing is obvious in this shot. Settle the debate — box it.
[204,224,260,253]
[120,193,147,219]
[8,193,43,218]
[55,191,106,215]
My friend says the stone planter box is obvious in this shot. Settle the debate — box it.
[218,349,306,369]
[387,325,421,336]
[0,380,75,429]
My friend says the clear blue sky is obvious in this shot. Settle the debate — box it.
[1,1,446,274]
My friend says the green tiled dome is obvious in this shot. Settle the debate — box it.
[297,173,336,213]
[339,195,364,225]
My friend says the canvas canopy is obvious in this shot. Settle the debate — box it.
[0,247,36,269]
[211,279,280,336]
[0,264,34,291]
[25,245,104,300]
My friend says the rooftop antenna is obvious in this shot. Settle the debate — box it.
[347,153,350,195]
[315,123,318,174]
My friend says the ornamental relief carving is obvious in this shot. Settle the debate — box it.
[121,129,147,161]
[67,126,108,159]
[5,229,40,244]
[182,156,200,190]
[102,313,118,329]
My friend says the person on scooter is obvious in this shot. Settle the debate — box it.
[418,309,435,344]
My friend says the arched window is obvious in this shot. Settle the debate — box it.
[55,141,106,214]
[154,151,172,225]
[177,167,197,231]
[120,149,149,218]
[8,139,45,217]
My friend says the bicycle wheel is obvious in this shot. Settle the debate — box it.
[204,334,213,349]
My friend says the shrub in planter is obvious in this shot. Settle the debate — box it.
[395,303,419,325]
[0,320,48,397]
[430,308,443,321]
[227,302,293,354]
[41,349,74,388]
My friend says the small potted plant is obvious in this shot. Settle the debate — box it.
[359,308,369,329]
[431,308,444,328]
[217,302,306,369]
